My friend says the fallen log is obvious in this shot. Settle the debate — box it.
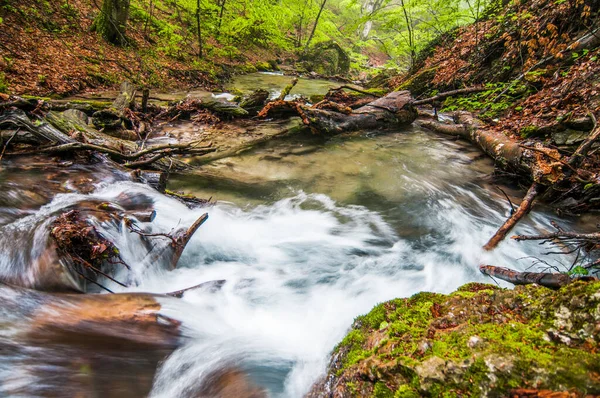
[239,89,270,115]
[277,77,299,100]
[483,182,540,251]
[259,91,418,135]
[417,112,573,249]
[479,265,597,289]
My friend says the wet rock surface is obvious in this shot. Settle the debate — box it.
[307,281,600,397]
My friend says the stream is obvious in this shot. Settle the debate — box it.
[0,73,587,397]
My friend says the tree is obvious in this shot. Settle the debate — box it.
[92,0,131,45]
[305,0,328,49]
[196,0,203,58]
[360,0,384,40]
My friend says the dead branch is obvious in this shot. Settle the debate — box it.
[484,182,540,251]
[513,230,600,242]
[170,213,209,269]
[412,86,487,106]
[6,140,215,168]
[479,265,572,289]
[165,279,226,298]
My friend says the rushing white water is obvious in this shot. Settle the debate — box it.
[0,127,577,397]
[83,177,560,396]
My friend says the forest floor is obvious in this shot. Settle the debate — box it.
[0,0,285,96]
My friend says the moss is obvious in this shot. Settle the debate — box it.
[393,385,420,398]
[373,382,394,398]
[456,282,499,293]
[520,124,541,138]
[0,72,8,93]
[254,61,272,71]
[357,302,388,329]
[394,67,438,97]
[315,280,600,397]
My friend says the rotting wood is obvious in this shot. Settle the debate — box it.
[483,182,540,251]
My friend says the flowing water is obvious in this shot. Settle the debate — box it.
[0,74,587,397]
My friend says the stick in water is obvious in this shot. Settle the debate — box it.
[483,182,540,251]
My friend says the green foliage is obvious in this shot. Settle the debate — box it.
[0,72,8,93]
[442,82,531,119]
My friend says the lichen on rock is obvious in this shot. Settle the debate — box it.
[307,281,600,397]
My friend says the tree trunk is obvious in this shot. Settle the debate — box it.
[216,0,226,37]
[196,0,203,58]
[305,0,327,50]
[93,0,131,46]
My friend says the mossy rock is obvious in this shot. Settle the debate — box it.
[254,61,274,72]
[307,281,600,397]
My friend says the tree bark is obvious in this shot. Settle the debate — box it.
[93,0,131,46]
[196,0,203,58]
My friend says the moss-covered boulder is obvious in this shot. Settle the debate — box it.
[307,281,600,397]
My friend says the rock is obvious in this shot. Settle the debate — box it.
[239,89,269,115]
[552,129,588,145]
[467,335,483,349]
[307,282,600,397]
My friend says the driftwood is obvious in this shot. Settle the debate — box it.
[479,265,572,289]
[483,182,540,251]
[0,109,213,170]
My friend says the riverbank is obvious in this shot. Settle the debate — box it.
[308,281,600,397]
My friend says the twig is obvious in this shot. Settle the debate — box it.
[0,128,19,162]
[496,185,515,215]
